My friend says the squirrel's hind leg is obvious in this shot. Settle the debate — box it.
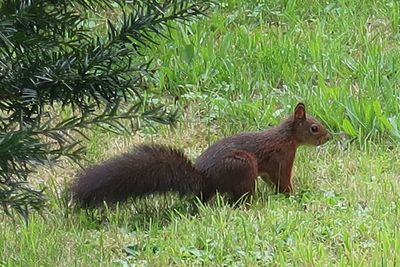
[214,150,258,205]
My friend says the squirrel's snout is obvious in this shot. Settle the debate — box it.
[326,133,332,141]
[317,133,331,145]
[322,133,331,144]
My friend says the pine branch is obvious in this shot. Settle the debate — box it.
[0,0,212,220]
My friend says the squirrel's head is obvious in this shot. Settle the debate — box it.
[290,103,331,146]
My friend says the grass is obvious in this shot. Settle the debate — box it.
[1,0,400,266]
[153,0,400,141]
[1,131,399,266]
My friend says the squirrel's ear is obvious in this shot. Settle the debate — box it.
[294,103,306,120]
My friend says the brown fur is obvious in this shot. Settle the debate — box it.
[71,103,330,206]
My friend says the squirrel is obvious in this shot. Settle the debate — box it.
[70,103,331,207]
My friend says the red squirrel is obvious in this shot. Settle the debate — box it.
[71,103,331,206]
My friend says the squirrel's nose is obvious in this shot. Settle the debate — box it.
[326,133,332,141]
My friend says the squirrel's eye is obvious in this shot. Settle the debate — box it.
[310,125,319,134]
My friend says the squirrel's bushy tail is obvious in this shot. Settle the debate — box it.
[70,144,204,207]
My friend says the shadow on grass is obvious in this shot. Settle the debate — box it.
[62,192,202,231]
[51,178,318,232]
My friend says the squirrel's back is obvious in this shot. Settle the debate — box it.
[71,144,204,206]
[195,127,286,174]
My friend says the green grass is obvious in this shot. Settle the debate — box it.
[153,0,400,141]
[2,0,400,266]
[1,133,399,266]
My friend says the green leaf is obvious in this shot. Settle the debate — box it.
[220,32,232,52]
[372,101,383,117]
[182,44,195,64]
[342,119,358,137]
[124,244,140,257]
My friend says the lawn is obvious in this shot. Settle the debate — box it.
[1,1,400,266]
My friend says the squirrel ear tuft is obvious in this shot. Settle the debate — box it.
[294,103,306,120]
